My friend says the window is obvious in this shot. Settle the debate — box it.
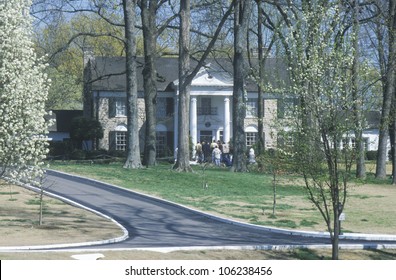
[246,132,257,147]
[156,97,174,118]
[201,97,211,109]
[115,131,127,151]
[278,98,298,118]
[351,138,356,148]
[246,98,258,117]
[198,98,217,115]
[156,132,167,157]
[115,99,126,116]
[109,98,127,117]
[342,137,369,150]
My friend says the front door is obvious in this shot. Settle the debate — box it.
[199,130,212,144]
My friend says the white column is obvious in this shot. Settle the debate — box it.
[224,97,231,144]
[190,97,198,158]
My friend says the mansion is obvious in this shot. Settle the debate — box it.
[83,56,282,157]
[82,55,386,157]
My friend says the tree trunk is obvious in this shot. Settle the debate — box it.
[173,0,192,172]
[331,183,342,260]
[376,84,391,179]
[390,0,396,184]
[141,0,157,167]
[351,0,366,178]
[272,171,276,216]
[256,0,265,155]
[390,114,396,184]
[123,0,142,169]
[332,208,340,260]
[376,0,396,179]
[231,0,253,172]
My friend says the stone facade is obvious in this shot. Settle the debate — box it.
[94,93,146,151]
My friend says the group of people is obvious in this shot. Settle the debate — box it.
[195,140,232,167]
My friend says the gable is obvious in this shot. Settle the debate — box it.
[173,65,233,88]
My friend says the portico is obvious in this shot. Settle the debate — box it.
[189,95,232,146]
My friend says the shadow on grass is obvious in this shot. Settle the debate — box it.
[291,248,396,260]
[368,249,396,260]
[292,249,329,260]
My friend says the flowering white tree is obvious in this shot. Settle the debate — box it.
[0,0,50,187]
[275,1,359,260]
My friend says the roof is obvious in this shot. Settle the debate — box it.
[88,56,289,93]
[90,57,179,92]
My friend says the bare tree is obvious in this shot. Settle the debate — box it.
[247,0,277,155]
[387,0,396,183]
[123,0,142,169]
[139,0,178,167]
[350,0,367,179]
[375,0,396,179]
[139,0,159,167]
[173,0,234,172]
[173,0,192,172]
[231,0,253,172]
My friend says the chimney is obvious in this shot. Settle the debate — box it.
[83,47,94,118]
[83,47,95,66]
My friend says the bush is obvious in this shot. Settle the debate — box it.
[70,117,103,150]
[48,141,73,158]
[366,150,378,161]
[70,150,86,160]
[108,150,127,158]
[86,149,108,159]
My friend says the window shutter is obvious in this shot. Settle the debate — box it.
[166,98,174,116]
[109,131,116,150]
[108,98,115,118]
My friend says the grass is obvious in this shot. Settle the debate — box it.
[0,182,124,247]
[50,162,321,229]
[49,161,396,234]
[1,164,396,260]
[2,248,396,260]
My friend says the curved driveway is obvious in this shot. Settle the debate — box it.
[41,170,396,250]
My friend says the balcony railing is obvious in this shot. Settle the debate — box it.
[197,107,218,115]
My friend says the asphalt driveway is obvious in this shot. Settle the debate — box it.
[40,170,396,250]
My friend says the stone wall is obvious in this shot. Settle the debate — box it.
[96,97,146,150]
[243,99,277,150]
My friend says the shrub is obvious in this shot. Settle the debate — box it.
[108,150,127,158]
[86,149,108,159]
[70,150,86,160]
[48,141,73,158]
[70,117,103,150]
[366,150,377,161]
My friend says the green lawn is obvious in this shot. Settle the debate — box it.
[48,161,396,234]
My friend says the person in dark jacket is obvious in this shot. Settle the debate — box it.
[202,141,211,163]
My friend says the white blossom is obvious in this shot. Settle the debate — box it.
[0,0,51,186]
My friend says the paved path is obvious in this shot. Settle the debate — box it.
[38,170,396,250]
